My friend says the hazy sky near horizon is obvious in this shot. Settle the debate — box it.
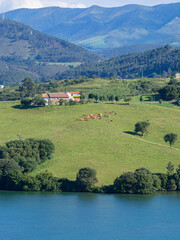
[0,0,179,12]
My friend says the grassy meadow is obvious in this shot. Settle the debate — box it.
[0,102,179,185]
[59,77,167,97]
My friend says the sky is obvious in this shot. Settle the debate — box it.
[0,0,179,12]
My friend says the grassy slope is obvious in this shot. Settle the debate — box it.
[59,78,167,97]
[0,102,179,185]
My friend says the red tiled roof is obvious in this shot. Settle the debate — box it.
[69,92,80,94]
[48,93,69,98]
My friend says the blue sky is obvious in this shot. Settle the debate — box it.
[0,0,179,12]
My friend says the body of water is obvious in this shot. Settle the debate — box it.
[0,191,180,240]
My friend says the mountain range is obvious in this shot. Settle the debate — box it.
[2,3,180,50]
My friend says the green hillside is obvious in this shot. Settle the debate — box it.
[0,102,179,185]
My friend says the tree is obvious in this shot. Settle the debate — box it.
[76,167,98,191]
[33,96,45,106]
[164,133,177,147]
[115,96,120,102]
[134,121,150,136]
[159,84,180,101]
[114,172,136,193]
[19,77,36,98]
[99,95,106,101]
[88,93,94,99]
[166,162,174,175]
[109,95,115,101]
[134,168,156,194]
[166,179,177,191]
[140,96,143,101]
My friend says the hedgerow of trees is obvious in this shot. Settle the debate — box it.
[1,162,180,194]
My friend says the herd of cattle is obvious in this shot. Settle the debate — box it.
[76,111,117,121]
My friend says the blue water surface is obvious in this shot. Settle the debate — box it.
[0,191,179,240]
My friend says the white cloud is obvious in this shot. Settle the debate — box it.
[0,0,87,12]
[0,0,179,12]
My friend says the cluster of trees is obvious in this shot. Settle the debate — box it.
[113,163,180,194]
[59,46,180,79]
[88,93,120,102]
[0,167,97,192]
[0,139,55,173]
[1,163,180,194]
[21,97,45,107]
[158,78,180,101]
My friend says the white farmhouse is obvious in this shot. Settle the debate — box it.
[175,73,180,79]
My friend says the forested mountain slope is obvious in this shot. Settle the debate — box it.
[58,46,180,79]
[3,3,180,50]
[0,19,100,85]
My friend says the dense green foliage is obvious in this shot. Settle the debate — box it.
[59,46,180,79]
[0,139,55,173]
[1,163,180,194]
[159,79,180,100]
[114,168,161,194]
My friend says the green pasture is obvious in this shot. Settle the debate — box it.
[37,61,82,67]
[60,77,167,97]
[0,102,179,184]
